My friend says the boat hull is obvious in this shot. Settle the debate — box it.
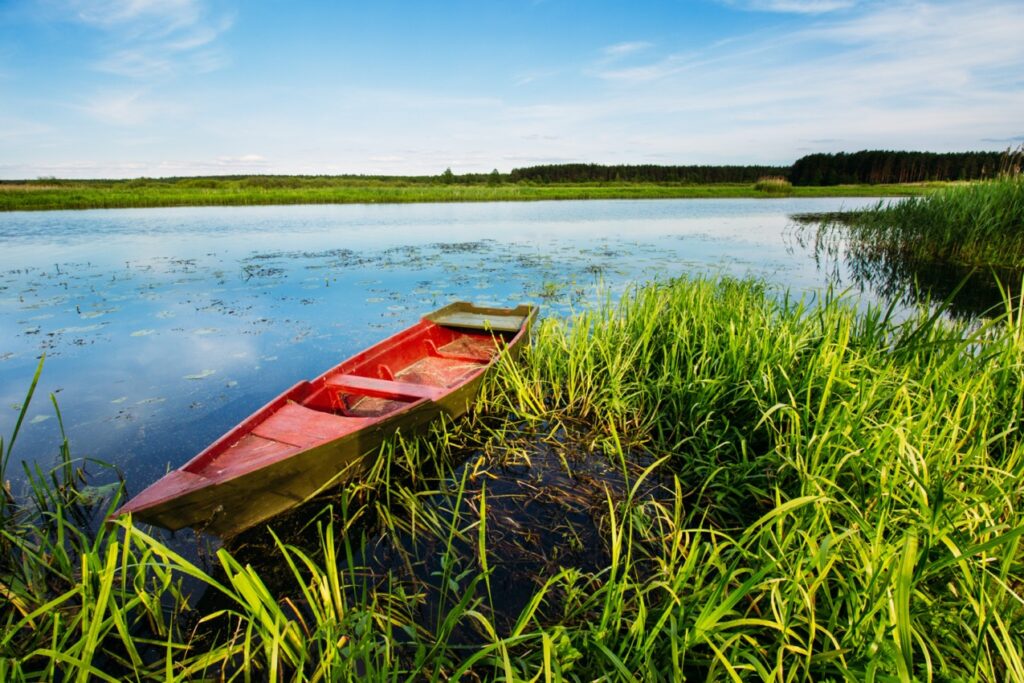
[116,302,535,538]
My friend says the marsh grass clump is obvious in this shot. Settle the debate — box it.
[754,175,794,193]
[824,174,1024,267]
[486,277,1024,679]
[3,277,1024,680]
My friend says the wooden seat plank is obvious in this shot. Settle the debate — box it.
[325,373,444,401]
[430,311,525,332]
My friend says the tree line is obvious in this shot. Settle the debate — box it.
[7,150,1014,187]
[506,151,1014,186]
[507,163,788,184]
[789,150,1009,186]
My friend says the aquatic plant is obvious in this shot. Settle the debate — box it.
[820,174,1024,267]
[2,276,1023,680]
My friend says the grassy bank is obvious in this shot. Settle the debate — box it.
[815,175,1024,268]
[0,177,936,211]
[3,277,1023,680]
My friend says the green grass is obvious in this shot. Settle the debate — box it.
[815,175,1024,267]
[0,176,936,211]
[3,276,1023,680]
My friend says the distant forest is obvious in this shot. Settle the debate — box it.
[788,150,1010,185]
[507,163,788,184]
[509,151,1012,186]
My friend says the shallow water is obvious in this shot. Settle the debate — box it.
[0,198,883,494]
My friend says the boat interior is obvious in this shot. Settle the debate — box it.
[182,322,515,478]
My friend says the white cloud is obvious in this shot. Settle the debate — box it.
[6,0,1022,177]
[215,154,268,166]
[69,0,201,35]
[724,0,858,13]
[601,41,654,58]
[500,0,1024,165]
[64,0,232,80]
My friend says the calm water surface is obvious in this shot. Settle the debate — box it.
[0,198,882,493]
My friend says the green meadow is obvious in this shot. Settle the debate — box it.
[3,274,1023,681]
[0,176,935,212]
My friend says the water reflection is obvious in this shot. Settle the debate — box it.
[1,198,882,497]
[794,215,1022,320]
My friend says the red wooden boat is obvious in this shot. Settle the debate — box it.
[115,302,537,538]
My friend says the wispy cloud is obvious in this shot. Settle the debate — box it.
[722,0,858,14]
[542,0,1024,162]
[215,154,267,166]
[601,41,654,59]
[70,0,201,32]
[5,0,1021,177]
[512,68,563,86]
[65,0,233,79]
[981,135,1024,144]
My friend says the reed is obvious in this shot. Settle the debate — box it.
[820,174,1024,267]
[2,276,1023,680]
[754,176,794,194]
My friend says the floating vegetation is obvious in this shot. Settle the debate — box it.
[0,197,890,523]
[242,263,286,279]
[79,308,117,319]
[183,369,216,380]
[432,240,492,253]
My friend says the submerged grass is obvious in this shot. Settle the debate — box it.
[0,178,934,211]
[2,276,1024,680]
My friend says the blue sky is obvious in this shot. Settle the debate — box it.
[1,0,1022,178]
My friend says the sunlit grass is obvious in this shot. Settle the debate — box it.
[818,175,1024,267]
[0,177,933,211]
[3,276,1023,680]
[754,176,794,194]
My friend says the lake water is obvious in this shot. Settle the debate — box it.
[1,198,884,494]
